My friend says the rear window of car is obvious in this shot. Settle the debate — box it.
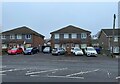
[52,48,57,51]
[26,48,33,50]
[11,48,17,50]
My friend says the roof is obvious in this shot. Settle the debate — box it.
[2,26,45,38]
[50,25,91,34]
[101,29,120,36]
[98,28,120,38]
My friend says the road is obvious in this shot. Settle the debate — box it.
[1,53,119,82]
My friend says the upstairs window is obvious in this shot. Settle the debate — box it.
[72,33,77,39]
[1,35,6,39]
[81,33,87,39]
[17,34,22,39]
[114,36,118,42]
[54,34,59,39]
[25,34,31,39]
[10,35,15,39]
[64,34,69,39]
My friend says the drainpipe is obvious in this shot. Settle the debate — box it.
[112,14,116,58]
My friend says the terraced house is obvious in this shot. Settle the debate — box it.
[1,26,44,50]
[50,25,91,50]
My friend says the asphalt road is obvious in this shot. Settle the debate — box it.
[1,53,119,82]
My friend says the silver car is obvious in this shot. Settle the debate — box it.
[52,48,65,55]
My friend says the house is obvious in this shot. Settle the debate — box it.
[98,29,120,54]
[50,25,91,51]
[1,26,45,51]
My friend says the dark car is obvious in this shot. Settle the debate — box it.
[52,48,65,55]
[23,47,39,55]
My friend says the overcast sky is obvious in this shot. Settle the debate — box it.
[2,1,119,39]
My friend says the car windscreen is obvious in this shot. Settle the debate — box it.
[11,48,17,50]
[87,48,95,51]
[26,48,33,50]
[52,48,57,51]
[74,48,80,51]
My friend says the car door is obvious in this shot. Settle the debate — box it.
[18,48,23,54]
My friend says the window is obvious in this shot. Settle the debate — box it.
[64,34,69,39]
[81,33,87,39]
[72,33,77,39]
[114,36,118,42]
[17,34,22,39]
[10,35,15,39]
[81,44,87,49]
[54,34,59,39]
[25,34,31,39]
[1,35,6,39]
[2,44,7,49]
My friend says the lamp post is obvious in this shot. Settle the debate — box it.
[112,14,116,58]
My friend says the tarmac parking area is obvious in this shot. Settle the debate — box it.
[1,53,119,82]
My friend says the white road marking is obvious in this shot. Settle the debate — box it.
[47,75,84,79]
[30,75,39,77]
[0,74,6,76]
[116,76,120,79]
[0,68,27,73]
[107,71,111,78]
[66,69,99,77]
[0,66,6,68]
[26,68,68,75]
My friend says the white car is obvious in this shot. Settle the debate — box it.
[43,47,51,53]
[85,47,97,57]
[73,47,84,56]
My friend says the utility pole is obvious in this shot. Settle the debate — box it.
[112,14,116,58]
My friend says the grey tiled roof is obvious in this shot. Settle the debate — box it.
[50,25,91,34]
[2,26,44,38]
[102,29,120,36]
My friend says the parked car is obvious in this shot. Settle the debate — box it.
[24,47,39,55]
[73,47,84,56]
[52,48,66,55]
[7,47,23,55]
[85,47,98,57]
[43,47,51,53]
[94,47,101,54]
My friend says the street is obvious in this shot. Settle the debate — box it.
[1,53,119,82]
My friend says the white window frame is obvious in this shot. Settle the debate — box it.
[72,33,77,39]
[114,36,118,42]
[2,44,7,49]
[81,33,87,39]
[64,33,69,39]
[1,35,6,39]
[54,34,59,39]
[17,34,22,39]
[25,34,31,39]
[10,35,15,39]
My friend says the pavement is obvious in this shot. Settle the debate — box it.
[1,53,119,82]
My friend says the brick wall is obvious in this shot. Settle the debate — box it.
[32,35,44,47]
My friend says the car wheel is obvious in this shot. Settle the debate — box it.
[58,52,60,55]
[87,54,90,57]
